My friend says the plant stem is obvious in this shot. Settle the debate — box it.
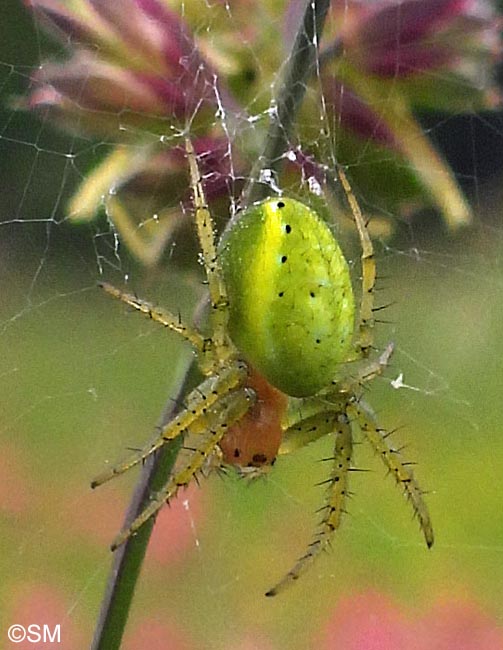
[243,0,331,206]
[90,360,200,650]
[91,1,331,648]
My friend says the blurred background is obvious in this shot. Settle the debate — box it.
[2,1,503,648]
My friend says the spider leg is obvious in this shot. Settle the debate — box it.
[281,341,392,449]
[278,407,345,455]
[99,282,206,354]
[336,342,394,394]
[267,413,352,597]
[91,362,248,488]
[186,138,229,358]
[347,399,434,548]
[338,166,376,357]
[279,342,392,455]
[110,386,254,550]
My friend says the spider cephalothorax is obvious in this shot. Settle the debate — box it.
[93,139,433,596]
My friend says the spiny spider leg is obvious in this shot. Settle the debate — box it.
[185,138,229,358]
[267,414,353,596]
[279,343,394,456]
[111,386,254,550]
[278,408,346,455]
[99,282,206,354]
[338,166,376,357]
[347,399,434,548]
[91,362,247,488]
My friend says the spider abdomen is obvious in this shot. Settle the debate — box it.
[220,197,355,397]
[219,367,288,469]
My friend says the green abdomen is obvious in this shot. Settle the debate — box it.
[220,198,355,397]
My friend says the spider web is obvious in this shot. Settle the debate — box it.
[1,1,503,649]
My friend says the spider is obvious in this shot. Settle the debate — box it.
[93,139,433,597]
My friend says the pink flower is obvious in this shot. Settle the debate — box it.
[321,591,411,650]
[9,583,85,649]
[21,0,503,247]
[21,0,240,264]
[314,0,502,229]
[320,590,503,650]
[123,618,195,650]
[336,0,499,79]
[26,0,221,133]
[321,82,399,150]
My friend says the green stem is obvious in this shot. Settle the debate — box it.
[243,0,331,206]
[90,361,201,650]
[91,2,331,648]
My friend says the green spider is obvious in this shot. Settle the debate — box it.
[93,140,433,597]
